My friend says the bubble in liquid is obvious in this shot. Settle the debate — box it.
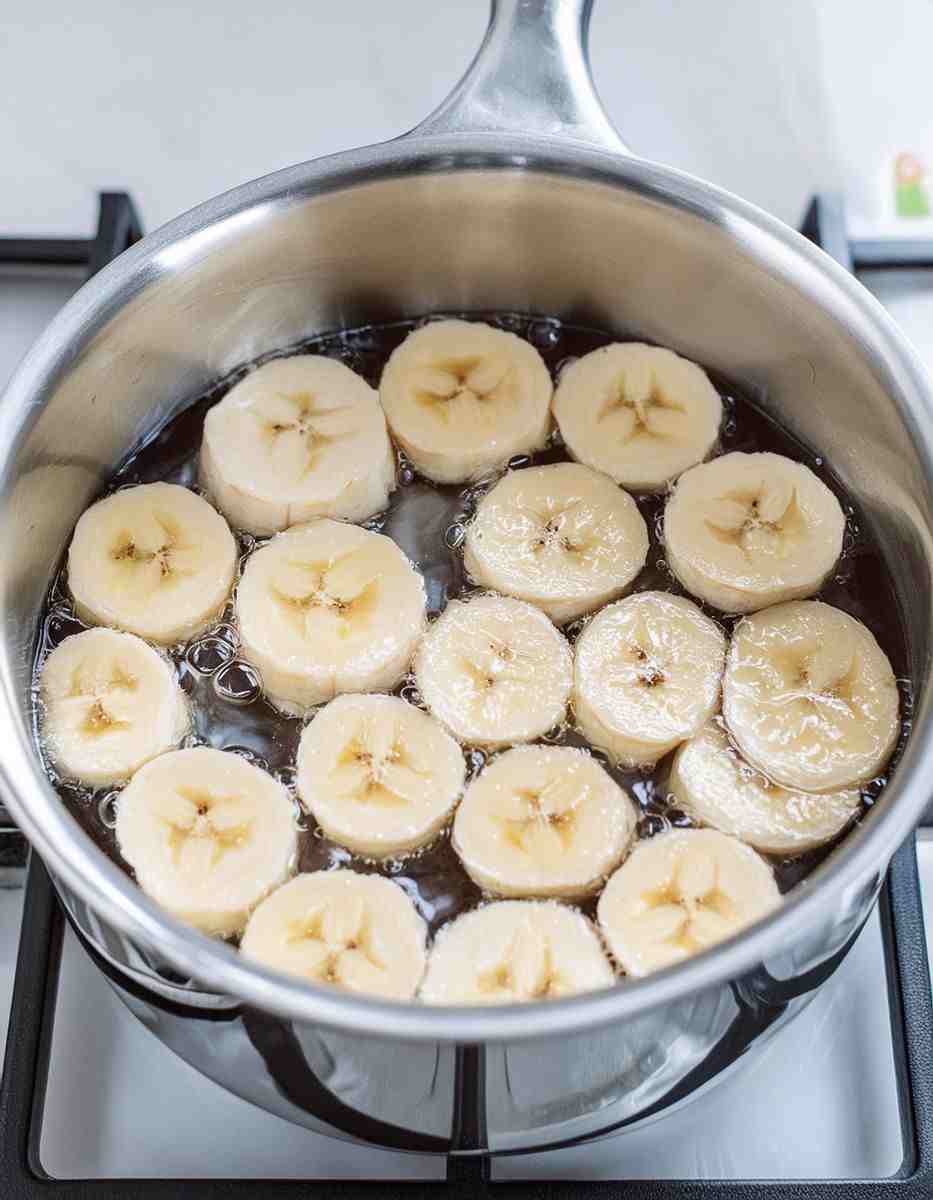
[527,318,562,348]
[564,617,588,642]
[492,312,525,333]
[467,749,487,777]
[667,807,694,829]
[187,636,235,676]
[175,660,198,696]
[638,813,668,839]
[346,327,380,353]
[226,744,269,771]
[721,397,738,439]
[237,532,258,557]
[43,608,83,650]
[362,512,387,533]
[399,682,423,707]
[214,660,262,706]
[507,454,531,471]
[445,523,466,549]
[213,622,239,648]
[291,795,309,831]
[277,764,299,789]
[98,790,120,829]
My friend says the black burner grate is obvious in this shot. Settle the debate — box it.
[1,192,932,1197]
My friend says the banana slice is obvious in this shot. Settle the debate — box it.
[378,319,552,483]
[664,452,845,613]
[39,628,188,787]
[236,518,426,715]
[414,594,572,748]
[552,343,722,491]
[598,828,780,976]
[115,747,297,938]
[452,745,637,898]
[199,355,396,536]
[670,719,861,854]
[723,600,900,793]
[296,694,466,858]
[240,870,427,1000]
[420,901,614,1005]
[68,482,237,645]
[463,462,649,624]
[573,591,726,767]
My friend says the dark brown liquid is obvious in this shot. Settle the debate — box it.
[32,313,913,943]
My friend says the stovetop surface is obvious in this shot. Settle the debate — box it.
[2,257,933,1182]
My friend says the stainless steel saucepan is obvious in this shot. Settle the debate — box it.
[2,0,931,1154]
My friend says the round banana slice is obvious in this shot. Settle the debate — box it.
[236,518,426,715]
[40,628,188,787]
[573,592,726,767]
[664,451,845,613]
[723,600,900,793]
[200,355,396,536]
[414,594,572,748]
[68,482,237,645]
[598,828,780,976]
[420,901,614,1005]
[240,870,427,1000]
[463,462,649,624]
[115,747,297,938]
[552,343,722,491]
[452,745,638,899]
[296,694,466,858]
[670,720,861,854]
[379,319,552,484]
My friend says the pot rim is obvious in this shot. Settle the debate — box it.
[2,132,931,1044]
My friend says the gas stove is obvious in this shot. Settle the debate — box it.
[0,195,931,1196]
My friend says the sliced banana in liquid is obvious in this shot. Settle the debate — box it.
[40,628,189,787]
[420,900,614,1005]
[723,600,900,793]
[452,745,638,899]
[297,694,466,858]
[552,343,722,491]
[68,482,237,645]
[236,518,426,715]
[199,355,397,536]
[463,462,649,624]
[379,319,552,484]
[670,719,861,854]
[664,451,845,613]
[598,828,780,976]
[115,747,297,938]
[414,594,572,748]
[240,870,427,1000]
[573,591,726,767]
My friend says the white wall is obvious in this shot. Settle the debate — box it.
[0,1,914,237]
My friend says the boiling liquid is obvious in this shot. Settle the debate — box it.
[32,314,912,939]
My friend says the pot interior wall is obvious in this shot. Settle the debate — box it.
[3,161,931,853]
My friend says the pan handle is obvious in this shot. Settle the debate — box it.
[408,0,629,154]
